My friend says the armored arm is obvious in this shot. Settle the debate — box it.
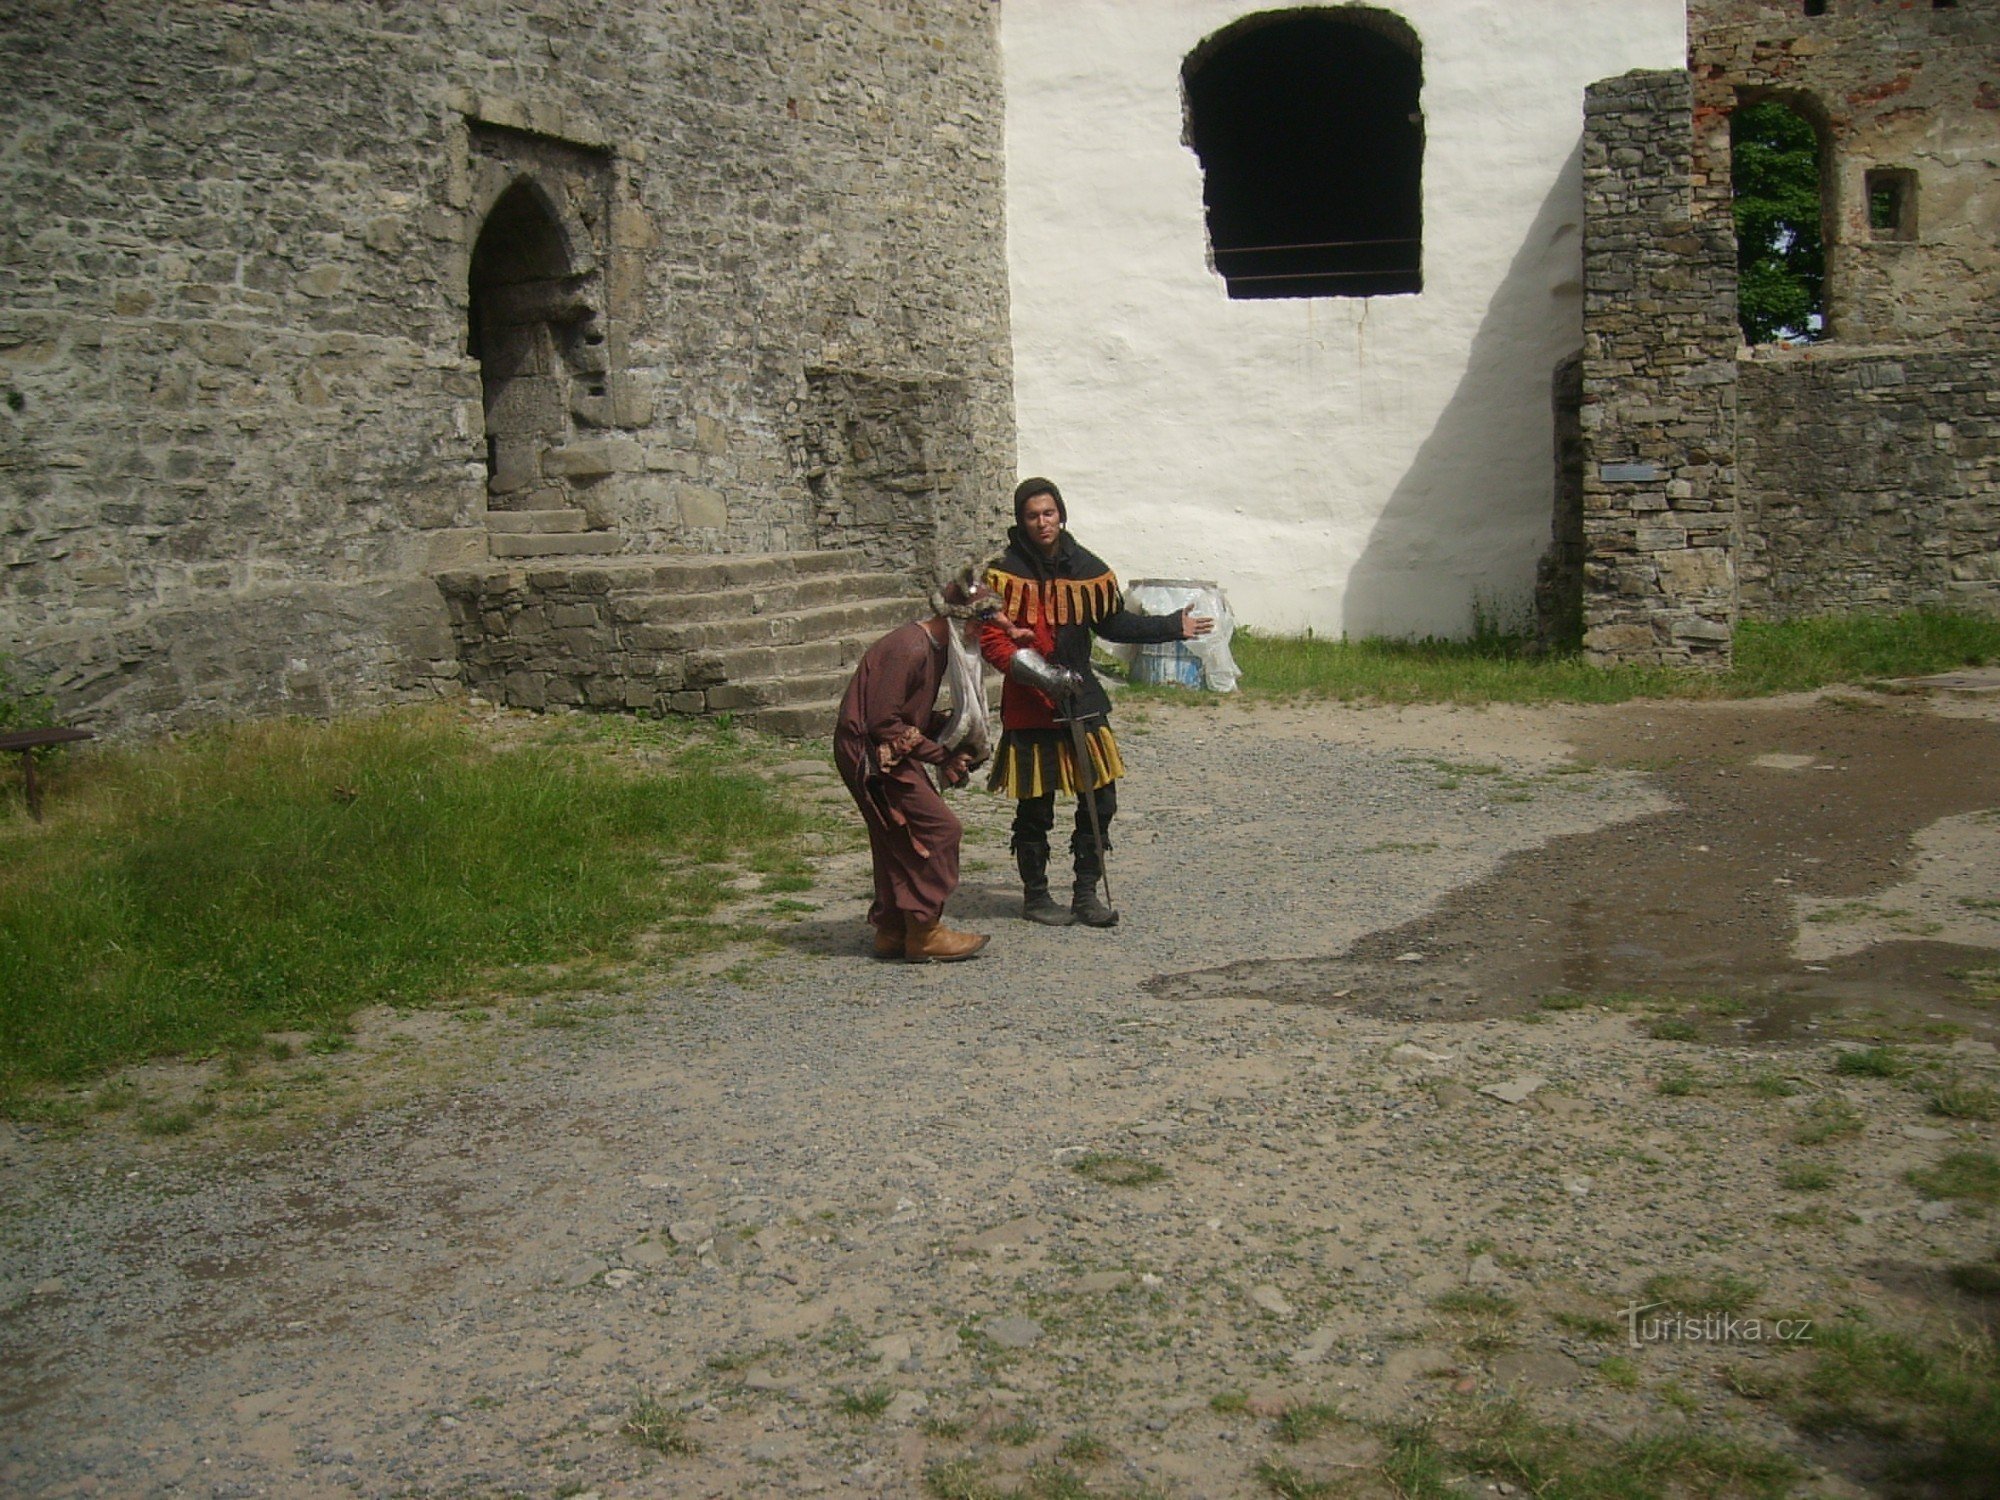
[1006,647,1083,708]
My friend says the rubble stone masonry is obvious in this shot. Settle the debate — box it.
[0,1,1012,734]
[1692,0,2000,622]
[1578,68,1741,668]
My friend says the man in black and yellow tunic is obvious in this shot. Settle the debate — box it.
[978,477,1212,927]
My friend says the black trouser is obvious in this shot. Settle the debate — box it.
[1011,781,1116,873]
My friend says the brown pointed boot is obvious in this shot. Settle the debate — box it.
[904,918,989,963]
[871,921,905,960]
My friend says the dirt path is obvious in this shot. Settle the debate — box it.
[3,683,1998,1498]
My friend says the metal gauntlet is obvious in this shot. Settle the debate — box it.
[1007,648,1083,706]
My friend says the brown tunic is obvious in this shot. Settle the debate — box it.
[832,620,963,929]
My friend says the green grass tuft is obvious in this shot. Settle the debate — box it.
[1908,1152,2000,1205]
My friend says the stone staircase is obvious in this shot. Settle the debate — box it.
[436,549,925,737]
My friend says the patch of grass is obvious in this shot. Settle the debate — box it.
[1655,1064,1704,1096]
[1230,610,2000,708]
[1779,1161,1836,1192]
[1646,1017,1700,1042]
[1929,1081,2000,1122]
[1640,1271,1761,1316]
[921,1413,966,1440]
[1908,1151,2000,1205]
[836,1384,893,1418]
[1598,1356,1641,1390]
[1551,1310,1621,1341]
[993,1414,1041,1446]
[1274,1401,1344,1444]
[1740,1067,1801,1098]
[1834,1045,1909,1078]
[1948,1262,2000,1299]
[0,708,807,1105]
[925,1459,999,1500]
[1057,1430,1109,1464]
[1253,1459,1338,1500]
[1210,1389,1249,1415]
[1790,1097,1865,1145]
[1454,1398,1799,1500]
[1375,1423,1461,1500]
[1431,1288,1517,1319]
[622,1393,698,1456]
[1068,1152,1166,1188]
[1791,1315,2000,1490]
[133,1097,217,1137]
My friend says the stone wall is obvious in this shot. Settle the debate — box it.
[1576,69,1740,667]
[0,1,1012,736]
[1689,0,1999,348]
[1738,343,2000,616]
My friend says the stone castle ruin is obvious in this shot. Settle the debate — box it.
[1566,0,1998,664]
[1,1,1012,735]
[2,2,1994,735]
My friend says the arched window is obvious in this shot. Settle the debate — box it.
[1730,97,1827,343]
[468,180,603,507]
[1183,7,1423,299]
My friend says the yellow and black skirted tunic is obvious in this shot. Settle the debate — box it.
[976,528,1184,800]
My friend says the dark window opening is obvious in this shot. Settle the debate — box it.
[1866,168,1917,241]
[1731,97,1826,344]
[1803,0,1828,17]
[1934,1,1958,10]
[1184,8,1423,299]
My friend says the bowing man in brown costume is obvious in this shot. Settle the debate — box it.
[833,565,1026,962]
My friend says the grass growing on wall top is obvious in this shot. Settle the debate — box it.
[0,707,808,1100]
[1224,610,2000,706]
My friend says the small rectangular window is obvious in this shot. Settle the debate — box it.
[1865,168,1917,241]
[1803,0,1828,15]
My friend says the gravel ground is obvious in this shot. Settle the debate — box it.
[3,693,1997,1498]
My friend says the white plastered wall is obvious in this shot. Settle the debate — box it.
[1002,0,1686,636]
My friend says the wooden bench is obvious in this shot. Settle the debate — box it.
[0,726,95,820]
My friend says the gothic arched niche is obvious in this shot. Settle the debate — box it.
[468,178,607,508]
[1183,7,1424,299]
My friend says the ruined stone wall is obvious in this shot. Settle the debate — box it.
[1738,344,2000,615]
[1688,0,2000,624]
[1577,69,1740,667]
[1689,0,1999,348]
[0,1,1012,735]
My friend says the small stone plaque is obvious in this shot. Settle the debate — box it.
[1599,462,1662,482]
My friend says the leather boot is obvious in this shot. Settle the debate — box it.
[1071,854,1120,928]
[904,918,989,963]
[1016,841,1075,926]
[872,921,905,960]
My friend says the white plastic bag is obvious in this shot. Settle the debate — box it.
[1106,578,1239,692]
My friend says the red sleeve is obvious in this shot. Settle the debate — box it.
[978,615,1021,675]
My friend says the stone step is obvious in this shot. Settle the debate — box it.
[542,549,879,593]
[612,572,919,626]
[489,531,625,558]
[484,509,590,535]
[625,595,917,654]
[743,698,842,738]
[708,635,866,683]
[704,665,853,713]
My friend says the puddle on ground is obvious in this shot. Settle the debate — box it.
[1149,698,2000,1045]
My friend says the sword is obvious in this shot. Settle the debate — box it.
[1057,696,1111,907]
